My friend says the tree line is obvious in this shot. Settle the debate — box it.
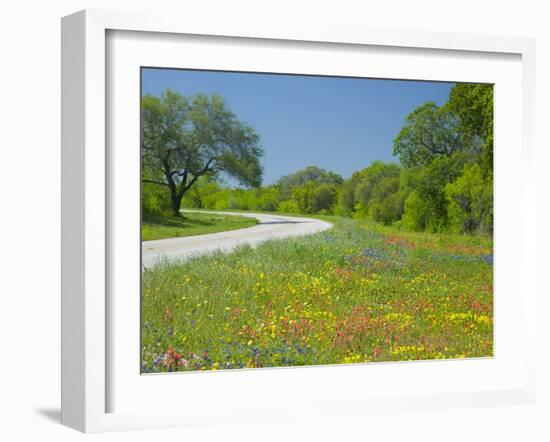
[142,83,493,235]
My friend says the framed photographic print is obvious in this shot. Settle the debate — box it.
[61,9,538,433]
[139,68,494,373]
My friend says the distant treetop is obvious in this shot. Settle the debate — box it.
[277,165,343,198]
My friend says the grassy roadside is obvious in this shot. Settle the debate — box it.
[141,215,493,372]
[178,207,327,219]
[142,212,258,241]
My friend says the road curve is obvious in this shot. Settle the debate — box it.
[142,210,333,268]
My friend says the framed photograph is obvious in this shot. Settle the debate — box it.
[61,9,537,432]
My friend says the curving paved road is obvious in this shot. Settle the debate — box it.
[142,210,333,268]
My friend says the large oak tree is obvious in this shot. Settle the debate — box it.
[392,101,479,168]
[141,90,263,216]
[445,84,494,176]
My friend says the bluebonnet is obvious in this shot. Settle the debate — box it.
[362,247,383,259]
[450,253,493,265]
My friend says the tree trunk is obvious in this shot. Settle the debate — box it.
[169,185,183,217]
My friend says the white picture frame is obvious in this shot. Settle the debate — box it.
[61,9,538,433]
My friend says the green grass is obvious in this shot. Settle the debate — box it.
[141,212,258,241]
[141,215,493,372]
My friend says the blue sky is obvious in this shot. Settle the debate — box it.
[142,68,454,185]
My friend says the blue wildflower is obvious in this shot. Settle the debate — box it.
[362,247,383,259]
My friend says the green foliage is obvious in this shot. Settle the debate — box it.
[354,162,404,223]
[402,191,429,231]
[446,84,494,176]
[181,177,222,209]
[389,85,493,234]
[141,89,263,216]
[334,170,364,216]
[392,102,469,168]
[368,191,405,226]
[184,166,342,216]
[291,182,338,214]
[400,154,465,232]
[277,166,343,199]
[255,186,282,211]
[334,162,405,225]
[182,178,282,213]
[277,199,300,214]
[142,182,171,216]
[445,163,493,234]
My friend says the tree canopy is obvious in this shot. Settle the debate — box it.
[445,84,494,176]
[392,101,478,168]
[141,90,263,216]
[277,166,343,198]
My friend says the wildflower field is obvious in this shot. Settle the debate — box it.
[141,216,493,372]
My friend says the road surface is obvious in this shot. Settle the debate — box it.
[142,211,333,268]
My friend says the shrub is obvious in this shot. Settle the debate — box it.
[445,163,493,234]
[277,199,300,214]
